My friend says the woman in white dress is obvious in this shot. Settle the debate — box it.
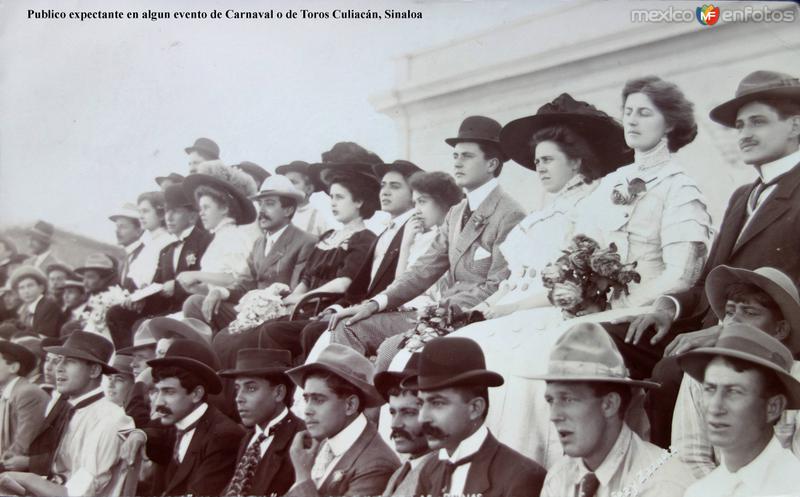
[450,79,714,467]
[125,191,176,290]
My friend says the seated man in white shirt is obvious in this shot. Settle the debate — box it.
[533,324,692,497]
[678,322,800,497]
[0,332,134,497]
[411,337,546,497]
[284,343,399,497]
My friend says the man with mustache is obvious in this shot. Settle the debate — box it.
[373,353,435,497]
[407,337,545,497]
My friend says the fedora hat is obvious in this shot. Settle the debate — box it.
[706,265,800,354]
[44,331,117,375]
[401,337,504,391]
[249,175,307,203]
[117,319,158,354]
[74,253,116,276]
[108,203,141,223]
[523,322,660,388]
[233,161,271,190]
[182,173,257,225]
[40,336,65,349]
[219,348,293,378]
[149,316,212,345]
[110,354,135,377]
[27,221,54,242]
[147,339,222,394]
[287,343,384,408]
[678,322,800,408]
[375,353,420,401]
[163,184,195,211]
[9,265,48,290]
[0,340,38,377]
[275,160,325,192]
[710,71,800,127]
[155,172,185,187]
[184,137,220,159]
[445,116,507,162]
[500,93,634,174]
[371,160,424,181]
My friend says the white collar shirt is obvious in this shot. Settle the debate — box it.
[247,407,289,458]
[171,226,196,271]
[465,178,499,211]
[263,224,290,258]
[371,209,414,280]
[174,402,208,463]
[437,423,489,496]
[749,147,800,215]
[317,413,368,485]
[27,294,44,314]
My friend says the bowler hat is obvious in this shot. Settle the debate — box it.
[9,265,48,290]
[155,172,186,187]
[523,323,660,388]
[108,203,140,223]
[219,348,293,378]
[0,340,38,377]
[500,93,633,174]
[149,316,212,345]
[27,221,54,242]
[445,116,508,162]
[276,160,325,192]
[233,161,271,190]
[710,70,800,127]
[375,353,420,401]
[182,173,257,225]
[184,137,220,160]
[287,343,385,408]
[371,160,423,181]
[163,184,195,211]
[401,337,504,391]
[706,265,800,354]
[118,319,158,354]
[74,253,116,276]
[148,339,222,394]
[678,322,800,408]
[44,331,117,375]
[249,175,307,203]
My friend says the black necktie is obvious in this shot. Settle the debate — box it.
[576,472,600,497]
[460,204,473,231]
[433,453,476,497]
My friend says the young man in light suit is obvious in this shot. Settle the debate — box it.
[331,116,526,359]
[0,341,49,459]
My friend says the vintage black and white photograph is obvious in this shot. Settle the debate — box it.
[1,0,800,495]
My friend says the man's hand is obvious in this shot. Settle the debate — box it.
[161,280,176,297]
[611,309,675,346]
[202,288,223,322]
[119,430,147,466]
[0,472,29,495]
[1,454,29,471]
[331,301,379,329]
[176,271,202,291]
[289,431,320,483]
[664,325,721,357]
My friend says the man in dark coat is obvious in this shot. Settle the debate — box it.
[8,266,63,338]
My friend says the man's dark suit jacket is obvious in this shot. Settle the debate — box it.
[146,404,244,496]
[25,297,64,338]
[150,226,212,313]
[415,432,546,497]
[27,393,69,476]
[228,410,304,496]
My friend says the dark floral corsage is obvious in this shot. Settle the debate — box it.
[611,177,653,205]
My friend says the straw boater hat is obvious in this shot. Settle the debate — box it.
[401,337,504,391]
[9,266,48,290]
[249,175,306,204]
[499,93,633,175]
[117,319,158,354]
[705,265,800,355]
[74,253,116,276]
[44,331,118,375]
[108,203,141,223]
[147,339,222,394]
[677,322,800,409]
[184,137,220,160]
[219,348,293,378]
[710,70,800,128]
[445,116,508,162]
[275,160,325,192]
[523,322,660,388]
[149,316,212,345]
[286,343,385,408]
[374,352,420,401]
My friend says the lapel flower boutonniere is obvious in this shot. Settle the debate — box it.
[611,178,652,206]
[331,470,344,483]
[472,213,488,229]
[185,253,197,266]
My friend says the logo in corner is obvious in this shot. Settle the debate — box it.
[696,4,721,25]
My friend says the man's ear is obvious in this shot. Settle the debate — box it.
[766,393,787,426]
[773,320,791,343]
[191,385,206,403]
[601,392,623,420]
[468,396,487,422]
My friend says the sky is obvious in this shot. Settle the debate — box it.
[0,0,557,243]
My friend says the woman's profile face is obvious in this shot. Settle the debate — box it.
[138,200,163,232]
[197,195,228,230]
[329,183,362,224]
[623,92,670,152]
[412,191,447,230]
[533,140,579,194]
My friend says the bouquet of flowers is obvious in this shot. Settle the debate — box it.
[398,303,472,353]
[228,283,291,334]
[541,234,641,318]
[81,285,131,335]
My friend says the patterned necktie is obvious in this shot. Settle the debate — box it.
[310,441,336,488]
[433,453,476,497]
[460,204,473,231]
[224,433,268,496]
[172,418,202,464]
[576,472,600,497]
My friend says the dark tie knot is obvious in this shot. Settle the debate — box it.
[578,472,600,497]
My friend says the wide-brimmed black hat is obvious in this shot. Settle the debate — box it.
[148,339,222,394]
[401,337,504,391]
[375,353,420,401]
[163,184,195,211]
[371,160,423,181]
[27,221,54,242]
[219,348,292,378]
[0,340,37,377]
[311,162,381,188]
[445,116,508,162]
[275,160,325,192]
[184,137,220,159]
[500,93,633,175]
[155,172,185,187]
[44,331,117,375]
[182,173,257,225]
[232,161,271,190]
[710,71,800,128]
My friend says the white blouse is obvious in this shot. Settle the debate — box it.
[126,227,175,289]
[200,218,253,277]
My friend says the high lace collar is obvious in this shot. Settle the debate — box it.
[633,138,671,172]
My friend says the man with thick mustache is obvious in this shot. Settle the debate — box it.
[407,337,545,497]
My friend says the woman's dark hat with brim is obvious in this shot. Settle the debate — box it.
[147,339,222,394]
[232,162,271,190]
[311,162,381,189]
[219,348,293,378]
[155,173,186,187]
[0,340,38,377]
[276,161,325,192]
[500,93,633,175]
[677,322,800,409]
[401,337,504,391]
[710,71,800,128]
[375,353,420,401]
[371,160,423,181]
[9,266,48,290]
[445,116,508,162]
[44,331,118,375]
[182,173,257,225]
